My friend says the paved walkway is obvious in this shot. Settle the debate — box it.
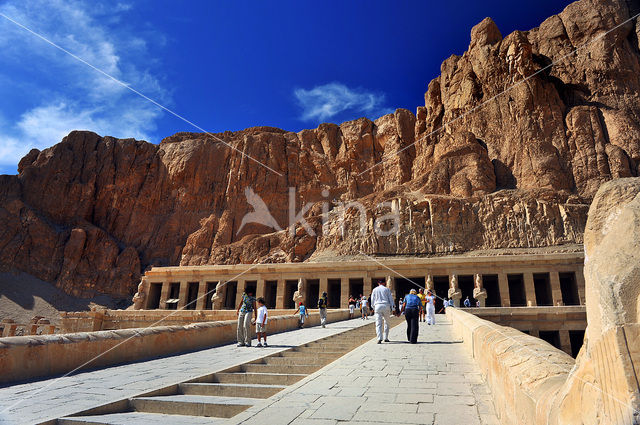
[230,316,499,425]
[0,319,373,425]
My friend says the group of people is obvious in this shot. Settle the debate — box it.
[348,294,372,319]
[234,282,458,348]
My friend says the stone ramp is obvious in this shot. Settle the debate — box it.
[0,319,375,425]
[55,322,383,424]
[229,317,499,425]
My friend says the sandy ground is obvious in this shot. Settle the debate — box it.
[0,271,125,325]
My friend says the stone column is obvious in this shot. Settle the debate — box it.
[498,273,511,307]
[235,279,246,308]
[177,281,188,309]
[550,271,564,306]
[559,330,572,355]
[256,278,266,300]
[363,275,373,297]
[340,277,349,308]
[448,275,462,307]
[275,279,286,309]
[159,281,170,309]
[472,274,487,307]
[195,282,207,310]
[524,273,537,307]
[319,276,328,301]
[575,269,586,305]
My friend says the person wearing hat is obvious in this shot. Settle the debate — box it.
[370,278,394,343]
[401,288,423,343]
[318,291,328,328]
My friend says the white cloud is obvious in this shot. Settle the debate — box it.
[294,82,393,122]
[0,0,168,174]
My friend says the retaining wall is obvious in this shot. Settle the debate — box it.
[446,307,576,425]
[0,309,351,384]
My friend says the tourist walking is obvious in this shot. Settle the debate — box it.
[438,298,449,314]
[236,290,257,347]
[371,279,394,343]
[360,295,369,319]
[318,292,328,328]
[255,297,268,347]
[417,288,426,322]
[401,289,423,343]
[348,295,356,318]
[464,296,471,308]
[293,302,309,328]
[425,290,436,325]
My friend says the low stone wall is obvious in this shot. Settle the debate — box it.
[446,307,575,425]
[0,309,351,384]
[60,309,301,333]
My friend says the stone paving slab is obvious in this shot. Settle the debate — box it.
[230,317,499,425]
[0,319,373,425]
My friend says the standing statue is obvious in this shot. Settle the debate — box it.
[292,278,304,307]
[472,274,487,307]
[211,281,224,310]
[447,274,462,307]
[426,275,434,291]
[132,279,147,310]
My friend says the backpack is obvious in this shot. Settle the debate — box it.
[318,297,326,308]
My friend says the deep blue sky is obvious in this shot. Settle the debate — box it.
[0,0,573,174]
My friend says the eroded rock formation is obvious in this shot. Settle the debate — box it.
[1,0,639,297]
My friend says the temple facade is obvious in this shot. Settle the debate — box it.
[134,251,585,313]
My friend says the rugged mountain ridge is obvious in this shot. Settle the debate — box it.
[1,0,639,297]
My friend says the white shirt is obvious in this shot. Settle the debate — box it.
[361,297,368,307]
[370,285,394,307]
[257,306,268,324]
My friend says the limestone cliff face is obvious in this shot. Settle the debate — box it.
[1,0,638,297]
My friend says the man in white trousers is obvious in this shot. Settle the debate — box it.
[370,279,394,343]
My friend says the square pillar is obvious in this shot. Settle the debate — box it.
[256,279,266,300]
[159,282,170,309]
[363,275,373,297]
[498,273,511,307]
[319,276,328,302]
[550,271,564,306]
[524,273,537,307]
[559,330,572,355]
[235,279,247,308]
[340,277,349,308]
[302,278,310,306]
[575,269,586,305]
[177,281,188,309]
[275,279,286,309]
[195,282,207,310]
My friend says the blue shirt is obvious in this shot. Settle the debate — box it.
[403,294,422,309]
[299,305,307,316]
[240,293,255,313]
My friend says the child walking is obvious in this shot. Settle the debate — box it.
[255,298,268,347]
[293,302,309,328]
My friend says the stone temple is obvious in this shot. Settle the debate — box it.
[1,0,640,424]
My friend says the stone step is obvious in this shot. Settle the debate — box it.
[292,346,351,354]
[278,350,341,358]
[59,412,225,425]
[241,363,319,374]
[261,356,331,366]
[213,372,307,385]
[130,394,257,418]
[179,382,284,398]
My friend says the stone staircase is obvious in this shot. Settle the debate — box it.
[57,321,387,424]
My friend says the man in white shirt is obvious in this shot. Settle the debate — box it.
[370,279,394,343]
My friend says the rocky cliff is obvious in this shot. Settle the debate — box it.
[1,0,639,297]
